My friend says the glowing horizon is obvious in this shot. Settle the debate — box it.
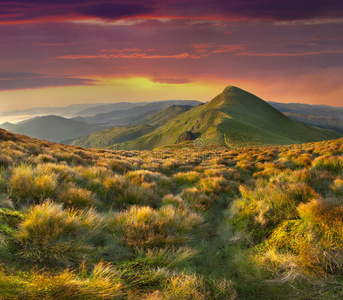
[0,1,342,111]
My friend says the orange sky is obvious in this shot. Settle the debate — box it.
[0,1,342,111]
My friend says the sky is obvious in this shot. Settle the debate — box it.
[0,0,342,111]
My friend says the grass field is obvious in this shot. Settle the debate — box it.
[0,129,342,299]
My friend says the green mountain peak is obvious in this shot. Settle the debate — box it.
[74,86,342,150]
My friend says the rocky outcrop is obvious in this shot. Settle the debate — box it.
[175,131,195,144]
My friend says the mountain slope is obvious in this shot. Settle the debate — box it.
[1,115,102,143]
[285,113,343,134]
[269,101,343,119]
[72,125,155,148]
[115,86,341,149]
[85,100,201,124]
[73,105,192,148]
[75,102,148,117]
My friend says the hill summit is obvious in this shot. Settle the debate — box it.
[72,86,341,150]
[108,85,340,149]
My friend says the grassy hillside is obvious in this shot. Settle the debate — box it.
[285,113,343,134]
[73,105,192,148]
[116,86,341,149]
[269,101,343,119]
[85,100,201,124]
[72,124,155,148]
[0,128,342,299]
[1,115,102,143]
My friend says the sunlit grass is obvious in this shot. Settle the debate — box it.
[0,130,342,298]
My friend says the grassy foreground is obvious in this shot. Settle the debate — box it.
[0,129,342,299]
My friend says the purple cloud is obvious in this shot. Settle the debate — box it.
[0,0,342,24]
[0,72,96,90]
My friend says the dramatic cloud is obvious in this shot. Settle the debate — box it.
[0,0,342,24]
[0,72,96,90]
[0,1,342,108]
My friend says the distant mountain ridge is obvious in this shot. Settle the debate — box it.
[84,100,201,124]
[0,101,201,143]
[73,105,193,148]
[268,101,343,119]
[73,86,342,150]
[1,91,341,147]
[0,115,103,143]
[0,100,200,119]
[285,113,343,134]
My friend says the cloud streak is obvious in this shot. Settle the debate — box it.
[0,0,342,25]
[0,72,96,90]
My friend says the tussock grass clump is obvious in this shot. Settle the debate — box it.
[39,163,80,183]
[230,181,318,243]
[109,205,204,249]
[180,188,214,212]
[199,176,227,194]
[54,152,85,165]
[161,273,237,300]
[108,158,133,174]
[0,262,125,300]
[59,184,100,209]
[9,165,58,206]
[0,154,13,167]
[173,171,201,186]
[235,160,255,173]
[103,175,159,208]
[259,198,343,277]
[162,274,210,300]
[312,155,343,176]
[125,170,173,197]
[16,201,103,265]
[33,154,57,164]
[331,178,343,197]
[126,170,172,187]
[79,166,112,181]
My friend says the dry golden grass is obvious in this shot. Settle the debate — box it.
[0,129,342,298]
